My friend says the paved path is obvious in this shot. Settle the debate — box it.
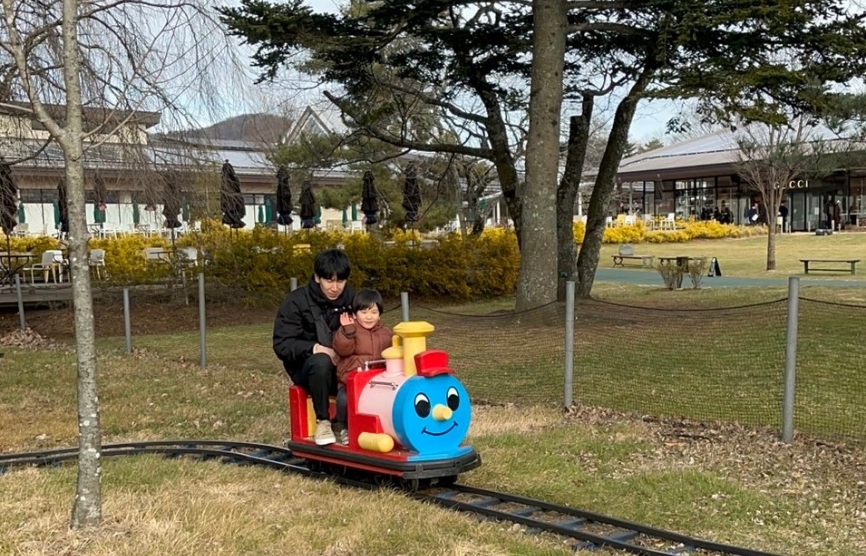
[595,267,866,288]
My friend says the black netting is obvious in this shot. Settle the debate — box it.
[795,297,866,444]
[571,298,788,427]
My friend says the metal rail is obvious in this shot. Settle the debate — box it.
[1,441,786,556]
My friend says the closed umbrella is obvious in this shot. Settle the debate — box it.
[93,173,108,224]
[360,170,379,225]
[265,197,273,223]
[258,204,265,224]
[220,160,245,228]
[0,161,17,254]
[299,180,317,229]
[57,179,69,235]
[162,172,182,230]
[17,201,25,224]
[276,165,293,226]
[181,198,190,223]
[342,208,348,227]
[132,201,141,226]
[401,162,421,224]
[351,204,357,221]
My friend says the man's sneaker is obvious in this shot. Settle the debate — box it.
[338,428,349,446]
[314,419,336,446]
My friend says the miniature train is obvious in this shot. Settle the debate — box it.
[287,321,480,487]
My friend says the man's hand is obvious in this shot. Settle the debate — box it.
[313,343,338,365]
[340,312,355,326]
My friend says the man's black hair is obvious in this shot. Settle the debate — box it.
[314,249,351,280]
[353,289,383,314]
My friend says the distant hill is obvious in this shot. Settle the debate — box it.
[166,113,294,143]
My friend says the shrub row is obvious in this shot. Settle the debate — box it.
[4,219,760,301]
[573,219,766,244]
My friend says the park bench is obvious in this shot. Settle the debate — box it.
[800,258,860,275]
[612,244,654,268]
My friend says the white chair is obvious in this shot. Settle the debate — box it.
[89,249,106,280]
[13,223,28,237]
[662,213,676,230]
[28,250,65,283]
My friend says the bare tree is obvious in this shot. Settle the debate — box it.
[0,0,241,528]
[734,119,843,270]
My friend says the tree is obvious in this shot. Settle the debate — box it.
[221,0,866,305]
[734,119,851,270]
[0,0,238,527]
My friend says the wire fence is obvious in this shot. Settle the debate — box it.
[4,274,864,447]
[409,285,865,447]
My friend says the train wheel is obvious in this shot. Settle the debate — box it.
[400,478,431,491]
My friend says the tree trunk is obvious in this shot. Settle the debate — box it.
[557,96,593,301]
[477,88,523,245]
[62,0,103,528]
[576,66,654,298]
[516,0,567,310]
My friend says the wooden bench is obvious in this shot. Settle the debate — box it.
[800,259,859,275]
[612,254,654,268]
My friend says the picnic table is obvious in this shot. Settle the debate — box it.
[800,258,859,275]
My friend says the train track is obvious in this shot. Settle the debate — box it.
[0,440,786,556]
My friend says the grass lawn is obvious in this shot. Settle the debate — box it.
[597,231,866,279]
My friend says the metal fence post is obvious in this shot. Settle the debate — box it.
[401,292,410,322]
[14,274,25,331]
[782,276,799,443]
[198,272,207,368]
[564,281,575,408]
[290,277,298,292]
[123,288,132,354]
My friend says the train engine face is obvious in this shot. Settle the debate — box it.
[287,321,481,482]
[393,365,472,457]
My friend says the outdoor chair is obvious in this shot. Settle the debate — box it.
[89,249,107,280]
[27,250,65,284]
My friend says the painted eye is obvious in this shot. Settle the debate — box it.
[447,387,460,410]
[414,393,430,418]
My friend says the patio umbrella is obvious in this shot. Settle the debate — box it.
[132,201,141,226]
[342,208,348,227]
[351,204,357,221]
[276,165,293,226]
[0,161,17,256]
[57,179,69,234]
[181,198,190,223]
[265,197,273,223]
[162,172,183,230]
[93,173,108,224]
[298,180,317,229]
[401,162,421,224]
[220,160,245,228]
[17,201,25,224]
[360,170,379,225]
[258,204,265,224]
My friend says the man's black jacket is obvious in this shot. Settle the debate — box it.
[272,276,356,377]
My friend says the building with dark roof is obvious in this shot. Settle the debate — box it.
[615,129,865,231]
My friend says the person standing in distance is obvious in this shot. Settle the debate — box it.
[273,249,356,445]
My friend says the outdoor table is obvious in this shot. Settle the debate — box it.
[0,253,34,288]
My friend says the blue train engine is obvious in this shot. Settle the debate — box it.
[288,321,480,486]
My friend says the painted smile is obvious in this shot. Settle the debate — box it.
[422,422,458,436]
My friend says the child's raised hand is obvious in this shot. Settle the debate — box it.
[340,312,355,326]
